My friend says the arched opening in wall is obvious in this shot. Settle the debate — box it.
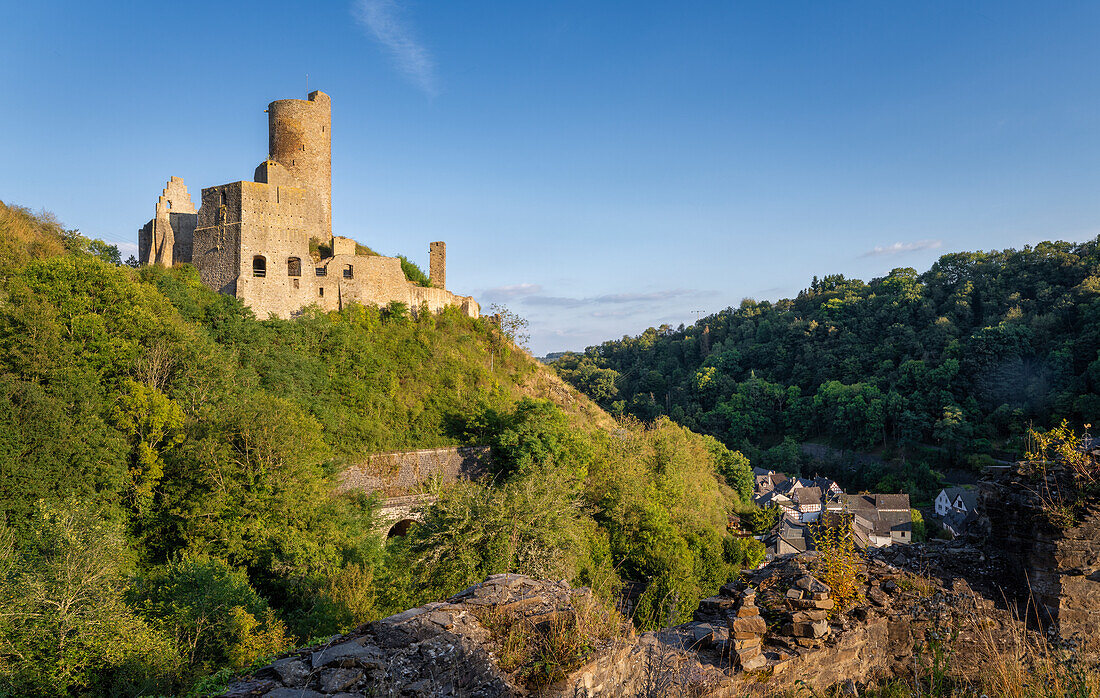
[387,519,416,539]
[252,256,266,278]
[219,190,226,206]
[287,257,301,277]
[343,264,353,279]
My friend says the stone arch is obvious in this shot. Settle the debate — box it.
[252,255,267,277]
[387,519,416,539]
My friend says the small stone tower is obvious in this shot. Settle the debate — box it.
[430,241,446,289]
[267,91,332,235]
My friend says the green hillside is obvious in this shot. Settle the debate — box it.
[0,201,755,697]
[553,239,1100,498]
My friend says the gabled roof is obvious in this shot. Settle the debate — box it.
[873,494,910,511]
[951,490,979,512]
[813,476,842,492]
[839,494,912,537]
[793,486,822,505]
[754,490,793,508]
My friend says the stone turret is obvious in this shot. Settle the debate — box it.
[267,90,332,236]
[429,241,446,289]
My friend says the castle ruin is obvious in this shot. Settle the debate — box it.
[138,91,478,320]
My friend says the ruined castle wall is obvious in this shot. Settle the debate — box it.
[327,254,409,310]
[410,285,480,318]
[192,183,243,295]
[980,471,1100,642]
[320,253,479,318]
[139,177,197,267]
[233,181,326,318]
[268,91,331,236]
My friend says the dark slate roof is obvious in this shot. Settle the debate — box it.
[875,509,912,536]
[942,510,975,535]
[814,477,842,493]
[951,490,979,512]
[838,494,912,538]
[842,494,878,512]
[793,486,823,505]
[767,518,812,552]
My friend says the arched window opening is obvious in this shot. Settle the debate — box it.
[287,257,301,277]
[219,189,226,206]
[252,256,266,278]
[343,264,353,279]
[387,519,416,539]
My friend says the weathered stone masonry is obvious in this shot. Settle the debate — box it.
[139,91,479,320]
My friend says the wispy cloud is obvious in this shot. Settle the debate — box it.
[861,239,943,258]
[352,0,437,96]
[482,283,543,303]
[523,289,710,308]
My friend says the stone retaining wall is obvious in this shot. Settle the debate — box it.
[337,446,491,497]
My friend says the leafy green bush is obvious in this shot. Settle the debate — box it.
[130,557,289,673]
[397,255,431,287]
[0,501,181,697]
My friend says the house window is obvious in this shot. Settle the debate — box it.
[293,279,299,289]
[343,264,353,279]
[318,287,324,297]
[315,267,327,277]
[252,256,266,278]
[287,257,301,277]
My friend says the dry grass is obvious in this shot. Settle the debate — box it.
[476,594,631,688]
[0,201,67,271]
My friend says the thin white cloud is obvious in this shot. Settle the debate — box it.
[861,239,943,258]
[482,283,543,302]
[352,0,438,96]
[523,289,711,308]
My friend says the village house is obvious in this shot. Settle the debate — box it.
[752,468,912,557]
[843,494,913,547]
[934,486,980,537]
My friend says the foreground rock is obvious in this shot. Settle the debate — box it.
[224,538,1079,697]
[221,573,662,697]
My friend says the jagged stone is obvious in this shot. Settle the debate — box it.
[734,603,759,617]
[320,668,362,693]
[791,620,828,638]
[738,652,768,671]
[268,657,311,687]
[728,614,766,636]
[311,641,384,669]
[222,679,276,697]
[264,688,324,698]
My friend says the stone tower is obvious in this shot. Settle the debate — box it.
[429,241,446,289]
[267,90,332,235]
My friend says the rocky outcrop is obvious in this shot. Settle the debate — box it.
[225,541,1047,697]
[978,466,1100,646]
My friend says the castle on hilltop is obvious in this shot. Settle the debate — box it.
[138,91,478,319]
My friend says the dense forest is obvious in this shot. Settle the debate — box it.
[0,201,758,697]
[553,239,1100,499]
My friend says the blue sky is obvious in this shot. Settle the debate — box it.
[2,1,1099,354]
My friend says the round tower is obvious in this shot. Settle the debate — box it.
[267,90,332,235]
